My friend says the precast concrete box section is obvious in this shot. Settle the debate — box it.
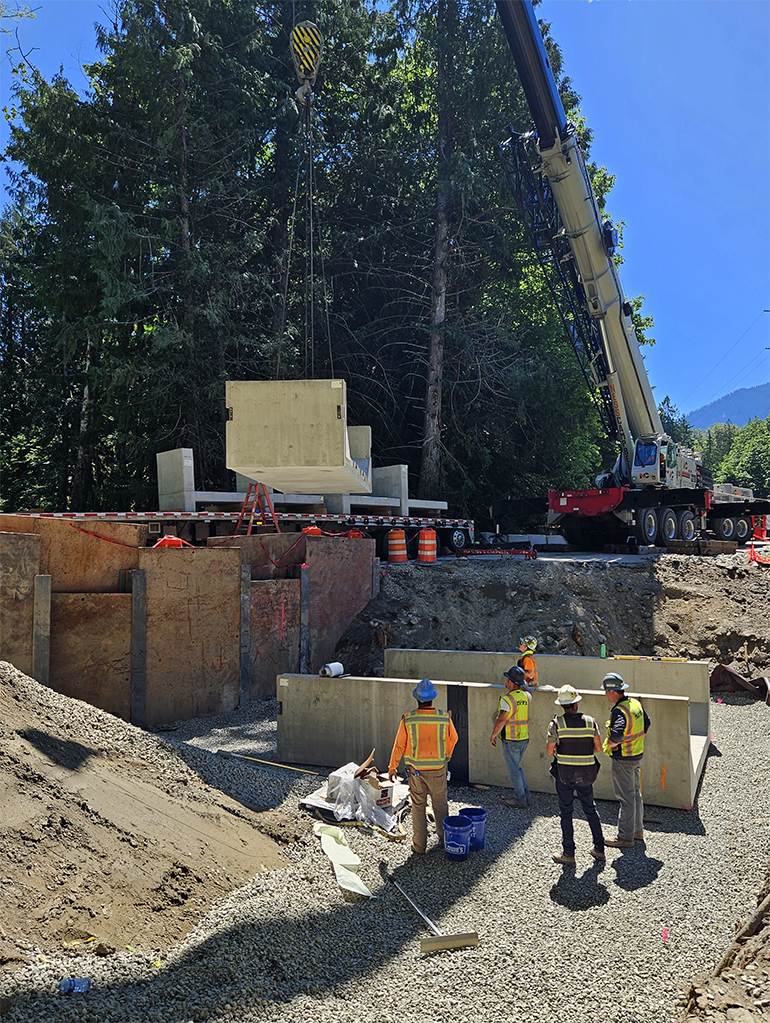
[225,379,372,494]
[276,661,708,809]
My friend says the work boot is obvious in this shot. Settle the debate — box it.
[605,836,634,848]
[634,831,645,841]
[410,844,426,855]
[589,847,606,861]
[552,851,576,865]
[503,798,528,808]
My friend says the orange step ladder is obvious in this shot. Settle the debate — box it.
[234,483,281,536]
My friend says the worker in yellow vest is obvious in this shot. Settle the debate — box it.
[490,665,531,808]
[602,672,651,848]
[388,678,458,854]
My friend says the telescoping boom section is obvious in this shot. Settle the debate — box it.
[496,0,680,490]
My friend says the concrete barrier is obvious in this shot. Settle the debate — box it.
[275,672,701,808]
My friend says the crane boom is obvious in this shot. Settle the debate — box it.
[496,0,665,487]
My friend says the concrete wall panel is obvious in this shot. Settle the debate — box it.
[49,594,132,720]
[276,674,696,808]
[385,649,710,736]
[139,548,242,727]
[0,515,148,593]
[0,531,40,676]
[250,579,301,700]
[208,532,307,577]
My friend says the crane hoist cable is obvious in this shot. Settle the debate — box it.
[289,22,324,378]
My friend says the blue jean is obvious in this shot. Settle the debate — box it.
[555,778,605,855]
[501,737,530,802]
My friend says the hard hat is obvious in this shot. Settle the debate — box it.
[555,684,582,706]
[413,678,438,701]
[503,666,526,687]
[602,672,628,691]
[519,635,537,651]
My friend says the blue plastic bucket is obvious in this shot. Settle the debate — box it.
[459,807,487,850]
[443,815,472,861]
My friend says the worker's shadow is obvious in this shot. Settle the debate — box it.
[549,861,609,910]
[609,849,663,891]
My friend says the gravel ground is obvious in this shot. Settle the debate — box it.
[2,689,769,1023]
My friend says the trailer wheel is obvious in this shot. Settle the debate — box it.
[735,516,751,544]
[659,507,677,544]
[441,527,469,553]
[676,510,696,542]
[714,516,737,541]
[635,507,659,546]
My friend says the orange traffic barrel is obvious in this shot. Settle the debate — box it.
[388,528,408,563]
[417,527,437,563]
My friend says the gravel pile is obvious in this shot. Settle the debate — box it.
[2,687,769,1023]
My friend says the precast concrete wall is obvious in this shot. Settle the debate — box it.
[276,674,698,808]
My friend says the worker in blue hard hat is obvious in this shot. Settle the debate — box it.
[490,665,531,808]
[602,672,651,848]
[388,679,458,854]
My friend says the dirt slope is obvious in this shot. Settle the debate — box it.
[335,552,770,679]
[0,662,287,967]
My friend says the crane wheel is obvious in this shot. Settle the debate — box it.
[634,507,659,546]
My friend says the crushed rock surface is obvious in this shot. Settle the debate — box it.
[0,549,769,1021]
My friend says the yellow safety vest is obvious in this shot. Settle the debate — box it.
[402,709,452,769]
[501,689,529,740]
[606,697,645,757]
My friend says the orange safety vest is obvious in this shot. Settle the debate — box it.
[518,651,538,682]
[402,708,452,770]
[501,689,529,740]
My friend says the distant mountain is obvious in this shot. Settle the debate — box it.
[687,383,769,430]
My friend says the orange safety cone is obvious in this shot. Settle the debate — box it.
[153,535,194,548]
[388,528,408,563]
[417,527,437,563]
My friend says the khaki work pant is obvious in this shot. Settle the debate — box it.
[407,764,448,853]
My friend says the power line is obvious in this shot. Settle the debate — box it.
[679,309,770,408]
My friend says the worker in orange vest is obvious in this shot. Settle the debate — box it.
[388,678,458,854]
[517,636,538,685]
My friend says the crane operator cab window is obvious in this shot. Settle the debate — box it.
[634,441,658,468]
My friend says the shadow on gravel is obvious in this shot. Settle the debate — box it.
[609,848,664,891]
[549,862,610,909]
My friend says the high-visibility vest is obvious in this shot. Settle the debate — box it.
[608,697,646,757]
[554,713,597,767]
[501,689,529,740]
[518,651,538,682]
[402,709,452,769]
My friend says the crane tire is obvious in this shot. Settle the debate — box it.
[634,507,659,546]
[714,517,737,542]
[735,516,751,544]
[659,507,677,544]
[676,510,696,542]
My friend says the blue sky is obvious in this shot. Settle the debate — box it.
[1,0,769,418]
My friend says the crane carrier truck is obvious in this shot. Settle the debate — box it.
[493,0,769,548]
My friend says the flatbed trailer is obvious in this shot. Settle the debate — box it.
[8,510,475,558]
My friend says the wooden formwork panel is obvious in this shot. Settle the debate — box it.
[0,516,148,593]
[0,531,40,676]
[139,548,241,727]
[250,579,301,700]
[305,535,375,670]
[207,532,307,578]
[49,593,132,720]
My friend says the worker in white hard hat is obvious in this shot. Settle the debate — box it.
[601,672,651,848]
[517,636,538,686]
[388,678,458,855]
[546,684,605,865]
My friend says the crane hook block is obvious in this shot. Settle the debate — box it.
[290,22,323,87]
